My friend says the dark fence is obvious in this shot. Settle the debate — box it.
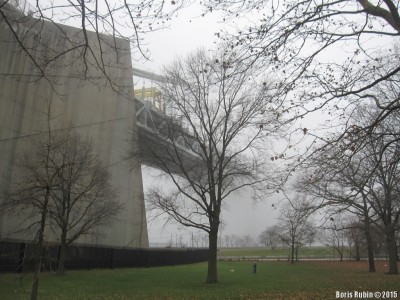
[0,241,209,273]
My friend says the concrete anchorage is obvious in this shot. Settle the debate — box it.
[0,2,149,248]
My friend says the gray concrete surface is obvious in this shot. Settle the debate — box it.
[0,4,149,248]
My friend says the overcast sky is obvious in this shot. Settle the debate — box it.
[134,2,221,72]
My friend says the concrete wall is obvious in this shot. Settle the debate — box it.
[0,6,148,248]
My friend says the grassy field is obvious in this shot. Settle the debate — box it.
[219,246,346,258]
[0,261,398,299]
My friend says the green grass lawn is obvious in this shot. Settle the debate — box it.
[219,246,344,258]
[0,261,398,299]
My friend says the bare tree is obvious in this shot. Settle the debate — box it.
[2,128,121,297]
[0,103,65,300]
[145,48,283,283]
[361,123,400,274]
[224,234,232,248]
[3,117,57,300]
[237,235,255,248]
[47,130,121,276]
[296,137,379,272]
[205,1,400,143]
[346,220,365,261]
[199,1,400,269]
[276,194,315,264]
[298,103,400,273]
[322,215,351,262]
[345,220,386,261]
[343,105,400,274]
[258,225,283,250]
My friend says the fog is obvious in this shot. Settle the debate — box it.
[141,165,280,247]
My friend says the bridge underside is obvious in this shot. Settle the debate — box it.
[135,96,201,172]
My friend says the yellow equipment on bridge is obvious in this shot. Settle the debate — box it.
[134,87,164,112]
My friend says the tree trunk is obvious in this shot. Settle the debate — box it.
[31,188,50,300]
[57,229,67,276]
[354,240,361,261]
[290,237,295,264]
[206,227,219,283]
[364,221,376,272]
[385,225,399,275]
